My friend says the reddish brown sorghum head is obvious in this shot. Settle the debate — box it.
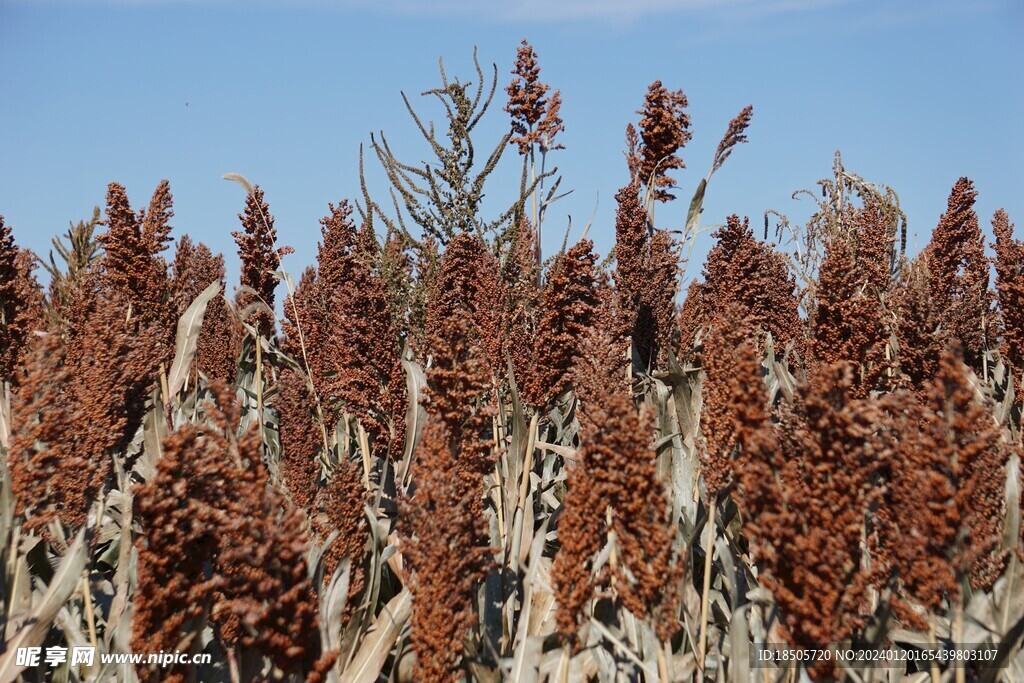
[276,367,323,514]
[851,197,898,292]
[516,239,598,407]
[0,216,45,383]
[8,333,93,534]
[134,384,321,681]
[506,39,565,155]
[676,278,705,354]
[644,229,682,360]
[924,178,994,373]
[233,185,292,339]
[711,104,753,175]
[313,454,367,596]
[64,276,164,462]
[630,81,691,201]
[309,202,406,454]
[554,325,681,642]
[811,199,895,396]
[874,388,957,629]
[319,208,407,458]
[613,182,681,368]
[503,218,541,306]
[540,90,565,151]
[170,235,238,384]
[892,258,942,392]
[600,268,633,344]
[98,181,172,326]
[96,182,141,289]
[406,234,441,356]
[504,220,542,390]
[401,418,491,683]
[738,363,887,676]
[426,232,509,383]
[281,265,329,388]
[613,181,647,306]
[401,253,497,679]
[702,214,804,354]
[992,209,1024,398]
[379,228,417,336]
[14,289,161,528]
[422,295,495,516]
[877,351,1011,623]
[316,200,360,299]
[214,428,321,676]
[933,352,1010,591]
[276,366,368,603]
[573,272,633,414]
[699,309,767,499]
[402,307,494,682]
[467,243,510,383]
[141,179,175,257]
[132,424,234,683]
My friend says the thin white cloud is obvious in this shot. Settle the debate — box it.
[12,0,856,23]
[471,0,850,22]
[38,0,1008,33]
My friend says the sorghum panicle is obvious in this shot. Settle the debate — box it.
[992,209,1024,398]
[280,265,328,389]
[309,202,407,456]
[330,241,407,455]
[0,215,45,383]
[811,199,894,396]
[711,104,753,174]
[877,350,1011,621]
[701,214,804,354]
[613,182,681,367]
[700,308,767,499]
[134,384,321,680]
[98,182,172,328]
[875,387,957,629]
[676,279,705,354]
[554,324,681,642]
[214,426,321,675]
[8,333,90,533]
[132,424,234,683]
[170,235,238,384]
[275,368,323,514]
[403,307,494,682]
[924,178,994,373]
[233,185,292,339]
[516,239,598,407]
[506,39,564,154]
[65,277,164,462]
[426,232,508,383]
[739,363,888,678]
[313,454,368,599]
[632,80,691,201]
[401,418,491,683]
[935,352,1010,591]
[893,258,942,392]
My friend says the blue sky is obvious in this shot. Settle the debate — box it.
[1,0,1021,289]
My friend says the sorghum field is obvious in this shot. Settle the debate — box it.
[0,41,1022,683]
